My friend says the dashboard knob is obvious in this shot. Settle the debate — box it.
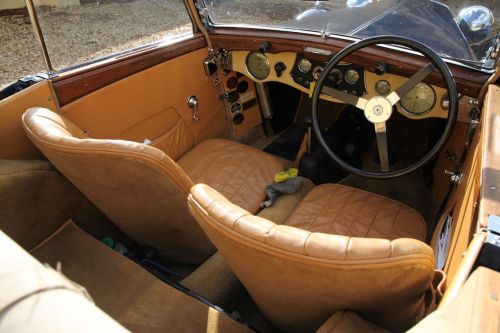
[375,62,388,75]
[274,62,287,77]
[259,41,271,54]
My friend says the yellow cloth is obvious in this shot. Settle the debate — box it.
[274,168,298,183]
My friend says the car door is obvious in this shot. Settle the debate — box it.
[0,0,229,161]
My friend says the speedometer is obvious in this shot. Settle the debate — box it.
[400,82,436,115]
[246,52,270,80]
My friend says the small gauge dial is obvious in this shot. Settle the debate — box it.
[375,80,391,95]
[246,52,270,80]
[400,82,436,115]
[345,69,360,84]
[326,69,343,85]
[298,58,312,73]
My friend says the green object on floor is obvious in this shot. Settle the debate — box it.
[274,168,298,183]
[102,236,115,249]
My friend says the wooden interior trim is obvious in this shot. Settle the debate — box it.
[53,34,207,106]
[209,28,489,98]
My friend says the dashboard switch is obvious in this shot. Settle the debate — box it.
[375,62,388,75]
[259,41,271,54]
[274,62,287,77]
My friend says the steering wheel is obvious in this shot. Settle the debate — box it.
[312,36,458,179]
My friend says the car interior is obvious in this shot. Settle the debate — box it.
[0,0,499,332]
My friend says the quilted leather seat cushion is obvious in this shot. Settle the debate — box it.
[285,184,426,241]
[178,139,283,214]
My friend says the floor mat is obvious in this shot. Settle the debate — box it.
[264,125,305,161]
[31,221,252,333]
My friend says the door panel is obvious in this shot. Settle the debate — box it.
[60,47,230,159]
[0,81,58,159]
[437,85,500,280]
[53,36,207,106]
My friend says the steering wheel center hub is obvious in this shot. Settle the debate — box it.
[364,96,392,123]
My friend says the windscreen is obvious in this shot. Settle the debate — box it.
[204,0,499,69]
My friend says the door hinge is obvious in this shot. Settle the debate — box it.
[203,49,232,77]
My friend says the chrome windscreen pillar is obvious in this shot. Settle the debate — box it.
[25,0,55,77]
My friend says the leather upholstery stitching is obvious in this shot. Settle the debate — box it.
[285,184,426,241]
[303,232,313,254]
[364,195,385,238]
[324,185,343,233]
[387,204,403,240]
[344,237,351,260]
[188,193,435,266]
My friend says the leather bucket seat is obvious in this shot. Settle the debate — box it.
[22,108,282,264]
[188,183,434,332]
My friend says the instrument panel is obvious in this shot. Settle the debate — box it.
[234,50,450,120]
[290,56,366,97]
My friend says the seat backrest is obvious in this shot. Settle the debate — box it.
[22,107,212,264]
[188,184,436,333]
[0,229,130,333]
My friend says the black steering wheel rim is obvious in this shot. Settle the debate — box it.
[312,35,458,179]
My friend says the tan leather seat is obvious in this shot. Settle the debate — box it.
[286,184,426,241]
[22,107,282,264]
[188,183,434,333]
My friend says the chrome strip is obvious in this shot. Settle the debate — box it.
[304,46,332,56]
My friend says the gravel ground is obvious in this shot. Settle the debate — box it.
[0,0,498,90]
[0,0,191,89]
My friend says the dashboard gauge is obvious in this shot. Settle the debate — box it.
[298,58,312,73]
[400,82,436,115]
[230,102,242,114]
[345,69,360,84]
[375,80,391,95]
[327,69,343,85]
[312,66,323,80]
[246,52,270,80]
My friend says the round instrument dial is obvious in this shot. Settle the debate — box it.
[345,69,360,84]
[375,80,391,95]
[400,82,436,115]
[298,58,312,73]
[327,69,343,85]
[246,52,270,80]
[312,66,323,80]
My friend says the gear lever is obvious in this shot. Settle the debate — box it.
[305,116,312,154]
[299,116,321,184]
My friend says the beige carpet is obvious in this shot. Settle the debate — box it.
[32,221,252,333]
